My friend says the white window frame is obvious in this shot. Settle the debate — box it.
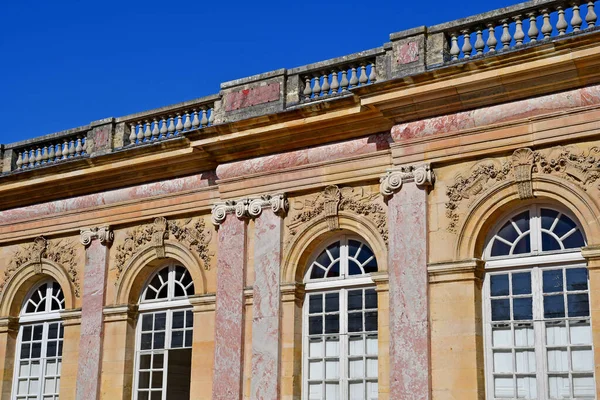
[11,280,64,400]
[302,235,379,400]
[483,205,595,400]
[132,264,194,400]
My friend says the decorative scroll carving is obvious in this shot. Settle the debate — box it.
[287,185,387,244]
[512,148,535,199]
[80,226,113,246]
[114,217,213,282]
[380,164,435,197]
[212,194,288,226]
[535,146,600,190]
[2,237,81,297]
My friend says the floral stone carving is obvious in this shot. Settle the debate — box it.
[287,185,387,245]
[114,217,213,282]
[2,237,81,297]
[535,146,600,190]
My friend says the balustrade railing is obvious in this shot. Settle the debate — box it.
[434,0,597,62]
[13,134,88,171]
[120,97,217,146]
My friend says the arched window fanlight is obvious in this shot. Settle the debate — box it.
[486,206,586,258]
[142,265,194,302]
[22,281,65,314]
[305,238,378,281]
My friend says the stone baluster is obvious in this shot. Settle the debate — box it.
[75,137,83,156]
[191,110,200,129]
[208,107,215,126]
[474,28,485,55]
[35,147,42,166]
[312,74,321,97]
[303,76,312,100]
[82,137,87,154]
[586,1,597,27]
[135,122,144,142]
[500,19,512,50]
[159,117,168,138]
[486,23,497,53]
[68,140,76,158]
[16,152,23,169]
[48,144,55,162]
[528,12,539,43]
[556,6,568,35]
[513,16,525,45]
[167,115,176,136]
[143,121,151,142]
[151,118,159,140]
[62,140,69,159]
[572,3,583,31]
[340,70,349,91]
[541,9,553,39]
[369,62,377,83]
[201,108,209,127]
[330,70,340,94]
[358,64,368,85]
[462,29,472,58]
[128,124,136,145]
[349,66,359,88]
[175,113,183,133]
[183,111,192,131]
[23,149,29,168]
[449,32,460,60]
[321,73,330,95]
[56,142,63,160]
[41,146,49,164]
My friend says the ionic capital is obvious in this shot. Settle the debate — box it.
[379,164,435,197]
[211,193,288,226]
[80,226,113,246]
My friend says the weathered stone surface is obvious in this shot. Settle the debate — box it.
[397,42,419,65]
[224,83,280,112]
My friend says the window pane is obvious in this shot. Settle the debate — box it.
[349,358,364,378]
[570,321,592,344]
[568,294,590,317]
[490,275,509,297]
[517,376,536,399]
[348,260,363,276]
[546,323,568,346]
[497,220,520,243]
[31,343,41,358]
[513,298,532,320]
[48,324,58,340]
[512,272,531,295]
[493,351,513,373]
[573,375,595,397]
[316,249,332,269]
[571,348,594,371]
[548,349,569,372]
[309,316,322,335]
[153,332,165,349]
[566,268,588,291]
[151,371,163,388]
[348,290,363,311]
[515,350,536,373]
[491,240,511,257]
[327,242,340,260]
[309,295,322,314]
[172,311,184,329]
[171,331,184,348]
[349,336,364,356]
[309,338,323,357]
[542,232,562,251]
[562,229,585,249]
[494,377,514,398]
[324,315,339,334]
[544,295,565,318]
[514,325,534,347]
[543,270,564,293]
[325,360,339,379]
[554,215,577,238]
[513,234,531,255]
[325,338,339,357]
[349,382,364,400]
[348,240,361,258]
[491,299,510,321]
[326,260,340,278]
[348,313,363,332]
[140,355,151,370]
[325,383,340,400]
[139,371,150,388]
[154,313,166,330]
[309,360,323,380]
[365,289,377,309]
[365,312,378,332]
[513,211,530,234]
[548,376,570,399]
[142,315,153,332]
[33,325,43,340]
[492,327,512,347]
[541,209,559,230]
[153,353,164,368]
[325,293,339,312]
[310,266,325,279]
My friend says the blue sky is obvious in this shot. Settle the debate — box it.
[0,0,516,144]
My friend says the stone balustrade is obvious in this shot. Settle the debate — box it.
[429,0,597,62]
[2,0,599,173]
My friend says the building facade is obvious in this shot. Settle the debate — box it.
[1,1,600,399]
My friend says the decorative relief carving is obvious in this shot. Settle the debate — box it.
[2,237,81,297]
[380,164,435,197]
[80,226,113,246]
[114,217,213,282]
[287,185,387,245]
[211,194,288,226]
[444,146,600,233]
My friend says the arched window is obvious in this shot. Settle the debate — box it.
[303,235,379,400]
[483,205,594,399]
[133,264,195,400]
[12,280,65,400]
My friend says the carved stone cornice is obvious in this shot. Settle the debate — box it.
[0,317,19,334]
[211,193,288,226]
[280,282,305,306]
[60,309,83,326]
[380,164,435,197]
[103,305,138,323]
[582,245,600,263]
[80,226,113,247]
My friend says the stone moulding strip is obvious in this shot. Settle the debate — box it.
[211,193,288,226]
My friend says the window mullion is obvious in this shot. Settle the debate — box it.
[532,267,547,399]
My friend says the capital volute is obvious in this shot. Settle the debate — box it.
[80,226,113,247]
[211,193,288,226]
[380,164,434,197]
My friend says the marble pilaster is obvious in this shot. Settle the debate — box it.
[380,165,433,400]
[76,226,112,400]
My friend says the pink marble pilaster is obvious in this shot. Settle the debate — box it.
[76,227,112,400]
[387,182,430,400]
[250,209,282,400]
[212,216,246,400]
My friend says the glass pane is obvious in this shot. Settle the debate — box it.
[546,323,568,346]
[325,338,339,357]
[310,266,325,279]
[348,260,363,276]
[142,315,153,332]
[186,310,193,327]
[491,240,511,257]
[348,240,361,258]
[513,298,532,320]
[366,357,378,378]
[490,275,509,297]
[493,351,513,373]
[515,350,536,373]
[153,353,164,368]
[348,313,363,332]
[174,284,185,297]
[309,295,322,314]
[568,294,590,317]
[513,234,531,255]
[494,377,514,398]
[31,343,41,358]
[491,299,510,321]
[325,383,340,400]
[365,312,378,331]
[554,215,577,238]
[138,392,149,400]
[151,371,163,388]
[30,361,40,376]
[349,358,365,378]
[171,331,184,348]
[513,211,530,234]
[308,383,322,400]
[516,376,536,399]
[139,371,150,388]
[349,336,364,356]
[33,325,43,340]
[325,293,339,312]
[46,341,57,357]
[316,249,332,270]
[151,392,161,400]
[542,232,562,251]
[172,311,184,329]
[348,290,363,311]
[512,272,531,295]
[154,313,166,330]
[548,375,570,399]
[547,349,569,372]
[572,348,594,371]
[366,335,378,355]
[324,315,339,334]
[309,360,323,380]
[493,327,512,347]
[325,360,339,379]
[541,208,559,229]
[365,289,377,309]
[326,260,340,278]
[349,382,364,400]
[140,355,151,370]
[309,338,323,357]
[20,343,30,359]
[544,295,565,318]
[573,375,595,397]
[563,229,585,249]
[327,242,340,260]
[514,326,534,347]
[566,268,588,291]
[48,324,58,340]
[309,316,322,335]
[570,321,592,344]
[23,326,32,341]
[153,332,165,349]
[497,220,520,243]
[185,330,193,347]
[543,270,564,293]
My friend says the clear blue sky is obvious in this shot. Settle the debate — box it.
[0,0,516,144]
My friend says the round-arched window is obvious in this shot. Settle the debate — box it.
[303,235,379,400]
[12,280,65,400]
[134,264,195,400]
[482,205,593,399]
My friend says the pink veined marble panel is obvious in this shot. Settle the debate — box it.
[0,171,214,225]
[391,83,600,141]
[250,210,282,400]
[213,216,246,400]
[76,239,108,400]
[216,133,391,180]
[224,83,281,112]
[387,183,430,400]
[397,42,419,65]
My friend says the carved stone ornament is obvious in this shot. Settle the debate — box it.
[211,193,288,226]
[380,164,435,197]
[114,217,213,282]
[287,185,388,245]
[80,226,114,246]
[512,148,535,200]
[2,237,81,297]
